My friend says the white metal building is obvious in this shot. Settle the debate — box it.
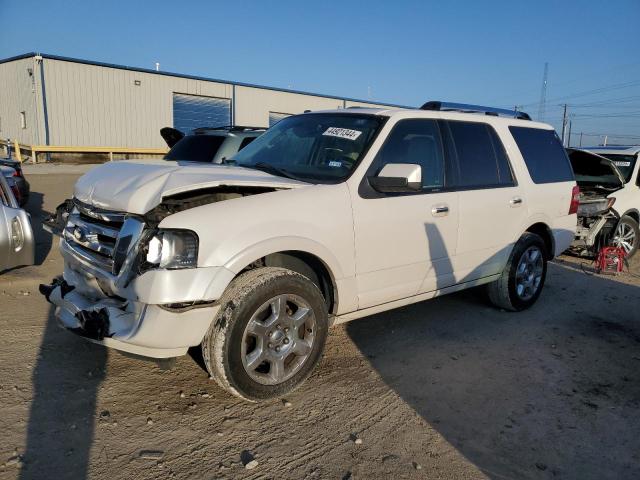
[0,52,407,149]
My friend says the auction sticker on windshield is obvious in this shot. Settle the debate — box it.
[323,127,362,141]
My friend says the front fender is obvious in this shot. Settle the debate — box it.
[158,183,355,281]
[223,235,345,279]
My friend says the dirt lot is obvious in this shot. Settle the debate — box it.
[1,166,639,480]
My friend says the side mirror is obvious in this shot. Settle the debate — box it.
[369,163,422,193]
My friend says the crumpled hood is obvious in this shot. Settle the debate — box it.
[74,159,308,214]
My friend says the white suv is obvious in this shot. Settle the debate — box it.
[41,102,577,401]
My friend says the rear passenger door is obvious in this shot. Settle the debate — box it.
[441,120,524,282]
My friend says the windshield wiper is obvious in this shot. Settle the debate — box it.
[245,162,300,181]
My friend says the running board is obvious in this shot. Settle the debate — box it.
[333,274,501,324]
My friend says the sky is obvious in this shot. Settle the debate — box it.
[1,0,639,145]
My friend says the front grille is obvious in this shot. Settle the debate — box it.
[63,200,144,275]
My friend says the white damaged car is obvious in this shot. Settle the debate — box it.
[41,103,577,400]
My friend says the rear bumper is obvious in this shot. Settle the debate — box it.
[42,279,219,358]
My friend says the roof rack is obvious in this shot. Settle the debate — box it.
[420,101,531,120]
[193,125,266,133]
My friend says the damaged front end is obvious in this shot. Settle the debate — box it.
[41,158,305,360]
[39,193,252,359]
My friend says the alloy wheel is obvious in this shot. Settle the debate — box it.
[515,246,544,301]
[241,294,316,385]
[612,221,637,255]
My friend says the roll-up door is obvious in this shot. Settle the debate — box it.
[268,111,292,127]
[173,93,231,133]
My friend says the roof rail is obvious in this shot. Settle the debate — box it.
[193,125,266,133]
[420,101,531,120]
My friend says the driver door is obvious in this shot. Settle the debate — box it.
[350,119,459,309]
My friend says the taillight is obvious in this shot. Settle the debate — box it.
[569,185,580,215]
[13,169,22,178]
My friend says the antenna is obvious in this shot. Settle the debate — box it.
[537,62,548,121]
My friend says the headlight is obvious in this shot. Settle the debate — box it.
[145,230,198,269]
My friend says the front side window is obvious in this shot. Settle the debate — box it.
[371,119,445,189]
[231,113,384,183]
[510,126,574,184]
[446,121,514,188]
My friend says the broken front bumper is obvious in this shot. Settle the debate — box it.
[42,278,219,358]
[40,237,233,358]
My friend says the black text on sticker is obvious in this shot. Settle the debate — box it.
[323,127,362,141]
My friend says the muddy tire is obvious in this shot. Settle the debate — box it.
[611,215,639,259]
[487,232,547,312]
[202,267,328,401]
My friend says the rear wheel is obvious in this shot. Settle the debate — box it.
[487,233,547,311]
[611,216,639,258]
[202,267,328,401]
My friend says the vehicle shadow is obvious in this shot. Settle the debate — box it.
[346,226,640,479]
[25,191,53,265]
[19,305,107,479]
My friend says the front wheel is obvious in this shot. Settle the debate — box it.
[487,232,547,312]
[202,267,328,401]
[611,215,639,258]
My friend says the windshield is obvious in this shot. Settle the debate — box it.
[164,135,225,162]
[230,113,384,183]
[599,154,637,183]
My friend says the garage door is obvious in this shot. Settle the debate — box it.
[269,111,292,127]
[173,93,231,133]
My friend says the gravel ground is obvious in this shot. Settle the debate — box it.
[0,166,639,480]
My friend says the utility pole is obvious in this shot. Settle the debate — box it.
[567,120,572,147]
[579,132,583,147]
[603,135,608,146]
[560,104,568,146]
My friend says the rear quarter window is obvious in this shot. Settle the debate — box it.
[509,127,574,183]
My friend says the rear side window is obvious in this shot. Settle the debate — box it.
[446,121,515,188]
[509,127,574,183]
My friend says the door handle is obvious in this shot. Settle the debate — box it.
[431,205,449,217]
[510,197,523,207]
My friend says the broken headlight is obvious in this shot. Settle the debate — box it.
[145,230,199,269]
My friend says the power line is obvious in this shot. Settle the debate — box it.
[565,95,640,108]
[484,60,640,104]
[520,79,640,108]
[569,132,640,139]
